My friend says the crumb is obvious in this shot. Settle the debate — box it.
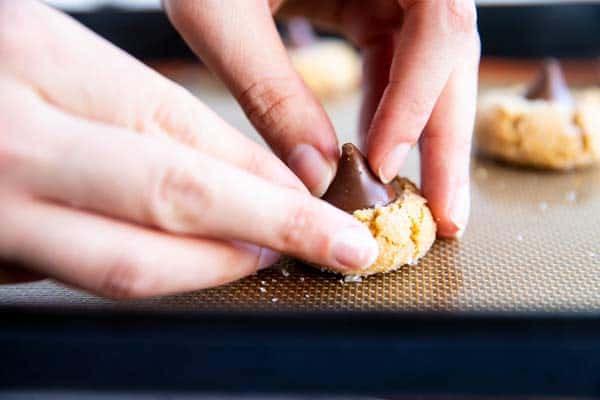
[344,275,363,283]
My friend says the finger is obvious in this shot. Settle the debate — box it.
[1,0,303,191]
[13,103,378,273]
[164,0,340,196]
[0,195,279,299]
[420,37,480,238]
[366,0,478,183]
[358,35,395,150]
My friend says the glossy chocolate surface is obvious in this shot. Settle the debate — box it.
[322,143,397,212]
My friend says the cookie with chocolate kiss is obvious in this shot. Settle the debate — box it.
[320,143,436,276]
[475,58,600,170]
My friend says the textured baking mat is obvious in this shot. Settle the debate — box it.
[1,156,599,314]
[2,68,600,314]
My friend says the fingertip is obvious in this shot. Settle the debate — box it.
[426,183,470,239]
[330,225,379,272]
[257,247,281,270]
[376,143,412,184]
[449,183,470,236]
[436,220,466,239]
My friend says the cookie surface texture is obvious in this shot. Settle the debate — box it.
[475,88,600,170]
[289,40,361,99]
[342,178,436,277]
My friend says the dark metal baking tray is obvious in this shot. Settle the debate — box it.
[65,3,600,60]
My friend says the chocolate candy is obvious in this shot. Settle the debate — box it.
[525,58,573,105]
[322,143,397,212]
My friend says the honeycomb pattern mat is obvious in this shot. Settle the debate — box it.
[1,157,600,314]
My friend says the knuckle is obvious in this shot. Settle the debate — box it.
[142,86,205,148]
[406,96,432,120]
[146,161,213,232]
[441,0,477,34]
[98,253,150,300]
[241,148,264,178]
[405,97,435,136]
[237,76,300,139]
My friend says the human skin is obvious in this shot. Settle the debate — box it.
[164,0,481,238]
[0,0,379,298]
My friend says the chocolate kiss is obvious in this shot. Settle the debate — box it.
[322,143,397,212]
[525,58,573,104]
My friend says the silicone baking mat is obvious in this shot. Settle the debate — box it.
[1,66,599,314]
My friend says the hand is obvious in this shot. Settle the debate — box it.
[0,1,378,298]
[165,0,481,237]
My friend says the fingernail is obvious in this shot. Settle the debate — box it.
[257,248,280,270]
[449,184,470,238]
[378,144,411,184]
[331,227,378,270]
[287,144,335,197]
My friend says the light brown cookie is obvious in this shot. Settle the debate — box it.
[288,40,361,99]
[475,87,600,170]
[322,177,436,277]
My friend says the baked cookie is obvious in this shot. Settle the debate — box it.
[285,18,360,99]
[321,144,436,276]
[475,59,600,170]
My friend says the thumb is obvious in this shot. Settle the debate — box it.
[165,0,339,196]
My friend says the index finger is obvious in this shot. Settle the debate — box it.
[14,103,379,274]
[365,0,478,183]
[164,0,340,196]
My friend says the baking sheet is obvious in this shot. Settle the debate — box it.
[1,67,599,314]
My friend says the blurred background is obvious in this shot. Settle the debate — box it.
[41,0,600,148]
[44,0,600,58]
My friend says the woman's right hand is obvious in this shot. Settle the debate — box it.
[0,0,378,298]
